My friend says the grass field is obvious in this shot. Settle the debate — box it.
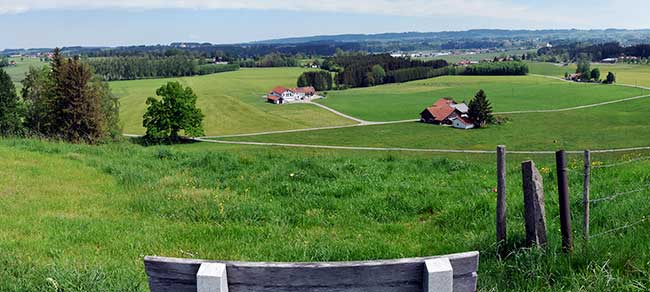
[415,50,534,64]
[220,95,650,151]
[2,138,650,291]
[317,75,648,122]
[529,61,650,88]
[110,68,355,136]
[2,57,49,91]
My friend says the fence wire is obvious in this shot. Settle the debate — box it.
[590,183,650,204]
[593,156,650,169]
[591,216,650,238]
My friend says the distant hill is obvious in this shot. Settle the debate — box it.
[255,29,650,45]
[4,28,650,57]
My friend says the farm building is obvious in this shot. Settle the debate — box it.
[420,98,474,129]
[266,86,316,104]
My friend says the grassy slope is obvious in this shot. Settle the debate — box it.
[2,138,650,291]
[222,97,650,151]
[318,75,648,122]
[110,68,355,136]
[529,61,650,88]
[3,57,49,92]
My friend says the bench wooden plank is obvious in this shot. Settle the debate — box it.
[144,252,479,292]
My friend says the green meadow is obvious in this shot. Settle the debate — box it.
[3,60,650,292]
[110,68,355,136]
[220,96,650,151]
[529,61,650,88]
[318,75,648,122]
[3,57,49,91]
[2,138,650,291]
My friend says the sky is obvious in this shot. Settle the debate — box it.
[1,0,650,49]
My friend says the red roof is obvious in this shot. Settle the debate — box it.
[293,86,316,94]
[424,98,458,122]
[267,95,281,101]
[271,86,288,95]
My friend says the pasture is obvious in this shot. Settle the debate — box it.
[2,138,650,291]
[3,57,48,91]
[219,96,650,151]
[110,68,355,136]
[529,61,650,88]
[3,59,650,292]
[317,75,648,122]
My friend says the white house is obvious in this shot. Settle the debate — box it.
[267,86,316,104]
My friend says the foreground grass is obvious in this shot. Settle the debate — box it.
[318,75,647,122]
[2,138,650,291]
[110,68,355,136]
[221,97,650,151]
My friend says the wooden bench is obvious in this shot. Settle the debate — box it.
[144,251,479,292]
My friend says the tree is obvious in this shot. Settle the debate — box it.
[590,68,601,81]
[371,64,386,85]
[604,72,616,84]
[576,56,591,78]
[143,82,204,142]
[22,48,120,142]
[468,89,494,128]
[296,71,333,91]
[0,68,22,136]
[22,66,54,135]
[51,56,106,143]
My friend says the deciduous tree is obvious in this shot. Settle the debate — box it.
[143,82,204,142]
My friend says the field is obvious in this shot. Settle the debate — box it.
[2,57,49,91]
[417,49,534,64]
[529,61,650,88]
[317,75,648,122]
[4,61,650,291]
[110,68,355,136]
[2,138,650,291]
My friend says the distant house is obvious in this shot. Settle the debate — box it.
[266,86,316,104]
[567,73,583,81]
[420,98,474,129]
[601,58,618,64]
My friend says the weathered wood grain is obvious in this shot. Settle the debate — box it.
[144,252,478,292]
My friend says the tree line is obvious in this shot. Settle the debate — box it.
[238,53,299,68]
[325,53,449,88]
[538,42,650,62]
[87,56,240,81]
[0,48,120,143]
[297,71,333,91]
[460,61,529,76]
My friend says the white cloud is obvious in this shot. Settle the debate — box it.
[0,0,565,23]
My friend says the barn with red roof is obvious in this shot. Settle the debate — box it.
[420,98,475,129]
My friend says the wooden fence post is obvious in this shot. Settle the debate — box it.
[522,161,548,247]
[583,150,591,241]
[556,150,573,253]
[496,145,507,248]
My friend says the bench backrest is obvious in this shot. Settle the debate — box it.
[144,251,479,292]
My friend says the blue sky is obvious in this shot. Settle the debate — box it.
[1,0,649,49]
